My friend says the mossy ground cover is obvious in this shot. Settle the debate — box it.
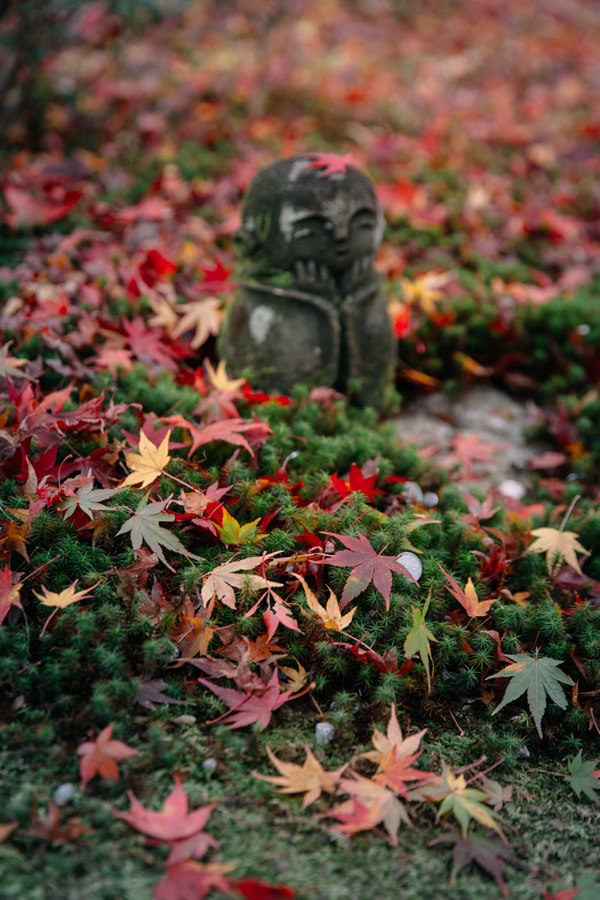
[1,2,600,898]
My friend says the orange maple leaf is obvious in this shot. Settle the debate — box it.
[77,723,140,788]
[439,565,496,618]
[254,744,346,808]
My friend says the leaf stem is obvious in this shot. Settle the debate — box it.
[559,494,580,532]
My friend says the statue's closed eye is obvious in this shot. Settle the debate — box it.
[292,217,334,240]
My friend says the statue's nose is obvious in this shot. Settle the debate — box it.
[333,224,349,241]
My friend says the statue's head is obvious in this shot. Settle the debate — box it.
[237,154,384,276]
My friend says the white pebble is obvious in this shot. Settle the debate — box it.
[396,552,423,583]
[315,722,335,745]
[53,782,75,806]
[202,757,218,772]
[498,479,526,500]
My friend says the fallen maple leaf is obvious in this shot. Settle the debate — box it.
[430,830,525,897]
[434,772,507,840]
[154,861,235,900]
[34,579,98,609]
[215,509,266,546]
[254,744,346,808]
[324,531,415,610]
[205,359,245,392]
[449,434,507,480]
[403,590,437,692]
[278,661,310,693]
[0,822,17,843]
[234,877,296,899]
[486,652,572,738]
[330,463,384,502]
[60,481,122,520]
[0,565,23,625]
[136,678,191,711]
[306,152,355,177]
[116,494,201,571]
[77,723,140,789]
[527,526,589,576]
[201,553,280,609]
[164,414,270,458]
[400,271,452,316]
[362,704,427,766]
[114,774,217,842]
[566,750,600,803]
[0,341,32,380]
[121,429,171,489]
[325,774,411,844]
[439,565,496,618]
[172,297,222,349]
[294,572,356,632]
[198,669,309,730]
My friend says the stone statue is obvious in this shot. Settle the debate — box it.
[219,153,396,410]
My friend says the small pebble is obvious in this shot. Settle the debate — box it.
[422,492,439,508]
[498,479,526,500]
[202,757,217,773]
[396,552,423,583]
[53,782,75,806]
[517,745,531,759]
[315,722,335,745]
[403,482,424,505]
[173,714,196,725]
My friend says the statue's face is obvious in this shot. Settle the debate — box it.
[282,198,379,273]
[240,156,384,280]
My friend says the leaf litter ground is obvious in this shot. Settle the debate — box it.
[1,1,600,898]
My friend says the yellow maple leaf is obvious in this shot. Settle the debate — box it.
[171,297,222,349]
[294,573,356,632]
[34,579,97,609]
[400,272,452,316]
[205,359,244,392]
[527,526,589,575]
[121,431,171,489]
[254,744,346,808]
[215,508,265,546]
[279,662,310,693]
[148,295,179,333]
[436,772,507,840]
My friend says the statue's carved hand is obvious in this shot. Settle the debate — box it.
[339,254,374,295]
[294,260,335,296]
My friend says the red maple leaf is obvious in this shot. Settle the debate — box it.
[323,532,416,610]
[122,317,183,374]
[306,153,355,177]
[331,464,384,502]
[139,248,177,287]
[154,861,234,900]
[0,565,23,625]
[234,878,296,899]
[77,723,140,788]
[114,774,217,842]
[449,434,507,480]
[198,258,234,292]
[164,413,271,457]
[198,669,309,730]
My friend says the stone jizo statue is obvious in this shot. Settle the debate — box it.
[219,153,396,409]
